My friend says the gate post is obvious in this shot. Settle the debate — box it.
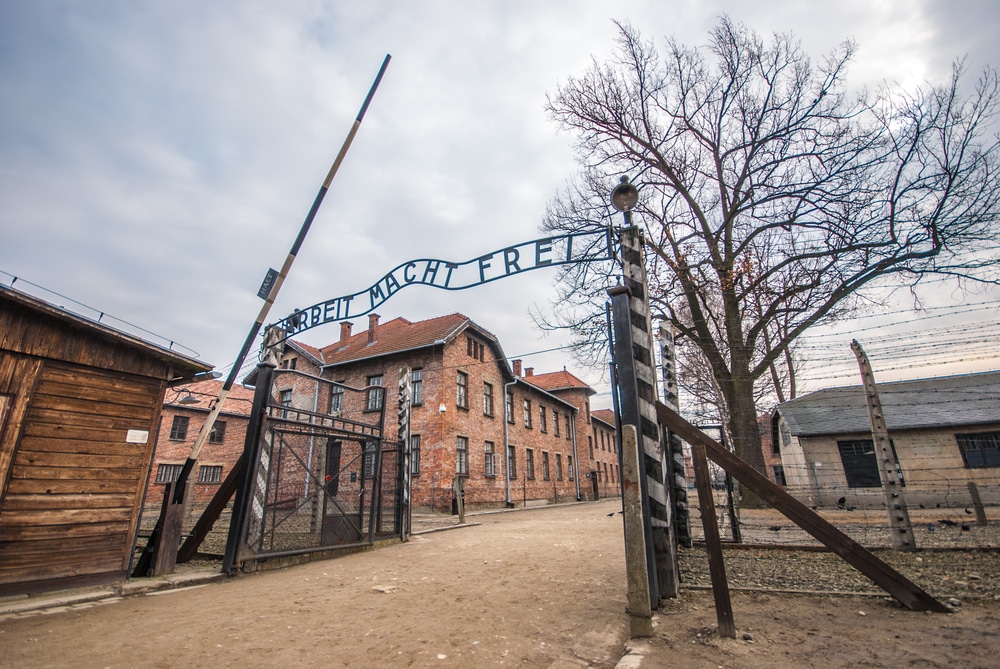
[612,225,680,601]
[659,322,691,548]
[398,366,412,540]
[222,360,276,573]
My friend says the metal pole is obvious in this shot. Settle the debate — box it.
[170,54,392,505]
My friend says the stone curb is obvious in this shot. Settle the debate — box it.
[0,568,227,618]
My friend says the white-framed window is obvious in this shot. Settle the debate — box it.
[155,463,183,483]
[198,465,223,484]
[485,441,495,477]
[329,384,344,414]
[209,420,227,444]
[456,436,469,475]
[411,369,423,406]
[483,382,494,416]
[523,399,532,428]
[410,434,421,475]
[169,416,189,440]
[366,375,383,411]
[456,371,468,409]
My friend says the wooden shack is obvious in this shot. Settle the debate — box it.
[0,284,211,594]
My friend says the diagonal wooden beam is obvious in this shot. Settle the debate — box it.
[655,401,949,613]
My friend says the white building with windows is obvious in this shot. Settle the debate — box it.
[772,371,1000,509]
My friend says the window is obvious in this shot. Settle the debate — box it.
[169,415,189,440]
[568,455,574,480]
[542,452,550,480]
[507,445,517,479]
[957,431,1000,468]
[556,453,563,480]
[410,435,421,475]
[411,369,423,406]
[155,463,183,483]
[485,441,496,477]
[506,392,514,424]
[539,406,547,433]
[772,465,787,486]
[329,384,344,414]
[588,435,594,459]
[198,465,223,484]
[282,357,297,370]
[565,416,571,440]
[209,420,227,444]
[523,399,532,428]
[467,337,485,361]
[837,440,880,488]
[526,448,535,479]
[553,411,560,437]
[366,375,383,411]
[456,371,468,409]
[280,389,293,417]
[483,382,494,416]
[456,436,468,475]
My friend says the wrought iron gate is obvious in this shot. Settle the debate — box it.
[227,368,402,569]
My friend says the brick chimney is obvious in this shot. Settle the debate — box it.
[512,359,522,377]
[339,321,353,345]
[524,367,533,377]
[367,314,380,343]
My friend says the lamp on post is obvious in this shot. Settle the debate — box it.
[610,175,639,226]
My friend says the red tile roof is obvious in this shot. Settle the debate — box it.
[591,408,617,427]
[313,314,509,377]
[522,369,595,396]
[165,379,256,417]
[289,340,324,363]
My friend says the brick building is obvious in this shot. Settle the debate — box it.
[589,408,622,499]
[271,313,617,512]
[147,379,255,511]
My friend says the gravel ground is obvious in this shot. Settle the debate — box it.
[681,507,1000,602]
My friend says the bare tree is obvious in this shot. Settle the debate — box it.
[541,18,1000,498]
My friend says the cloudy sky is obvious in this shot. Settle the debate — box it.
[2,1,999,408]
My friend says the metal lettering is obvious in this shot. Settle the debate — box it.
[403,262,418,283]
[503,248,521,274]
[535,239,552,266]
[478,253,494,283]
[272,231,612,336]
[422,260,441,285]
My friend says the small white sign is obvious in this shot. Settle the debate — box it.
[126,429,149,444]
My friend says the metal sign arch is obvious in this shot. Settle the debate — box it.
[275,229,617,337]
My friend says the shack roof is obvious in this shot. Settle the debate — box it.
[776,371,1000,437]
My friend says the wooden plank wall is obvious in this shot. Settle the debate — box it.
[0,358,163,592]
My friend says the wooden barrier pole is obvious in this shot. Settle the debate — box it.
[621,424,653,638]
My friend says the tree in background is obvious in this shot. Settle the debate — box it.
[541,17,1000,496]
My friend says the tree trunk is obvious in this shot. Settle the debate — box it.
[724,378,767,509]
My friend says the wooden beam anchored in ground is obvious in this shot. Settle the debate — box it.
[689,440,736,638]
[655,401,950,613]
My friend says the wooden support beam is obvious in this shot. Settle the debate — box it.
[655,401,949,613]
[690,441,736,638]
[176,453,245,563]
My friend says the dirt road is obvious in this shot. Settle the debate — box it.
[2,499,999,668]
[2,500,630,668]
